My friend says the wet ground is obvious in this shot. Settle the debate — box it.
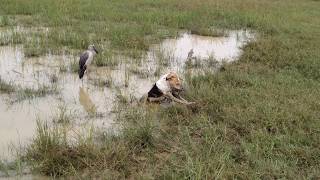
[0,29,254,161]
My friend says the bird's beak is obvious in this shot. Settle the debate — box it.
[93,46,99,54]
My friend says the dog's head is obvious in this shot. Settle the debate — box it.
[166,72,182,91]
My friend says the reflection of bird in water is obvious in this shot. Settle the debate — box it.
[79,87,96,114]
[79,44,99,82]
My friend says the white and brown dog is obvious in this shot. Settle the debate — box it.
[146,72,195,105]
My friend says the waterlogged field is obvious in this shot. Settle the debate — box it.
[0,0,320,179]
[0,31,253,159]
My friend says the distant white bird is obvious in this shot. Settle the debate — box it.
[79,44,99,79]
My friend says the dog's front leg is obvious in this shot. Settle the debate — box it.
[173,93,189,103]
[147,96,166,103]
[166,93,194,105]
[172,92,196,105]
[179,95,196,105]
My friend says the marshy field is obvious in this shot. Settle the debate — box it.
[0,0,320,179]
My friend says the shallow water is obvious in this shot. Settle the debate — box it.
[161,30,252,62]
[0,30,254,161]
[139,30,253,75]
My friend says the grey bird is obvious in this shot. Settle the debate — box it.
[187,49,194,59]
[79,44,99,79]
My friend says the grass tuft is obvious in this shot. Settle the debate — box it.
[0,77,15,93]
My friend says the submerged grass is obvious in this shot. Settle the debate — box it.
[13,85,59,103]
[1,0,319,178]
[0,77,15,93]
[53,104,72,124]
[0,159,23,177]
[0,77,59,103]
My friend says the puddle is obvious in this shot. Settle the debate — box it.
[0,30,254,161]
[137,30,254,76]
[0,46,153,159]
[161,30,252,62]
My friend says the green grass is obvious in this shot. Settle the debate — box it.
[0,0,319,178]
[94,50,119,67]
[0,0,262,58]
[0,16,10,26]
[23,115,156,178]
[0,28,24,46]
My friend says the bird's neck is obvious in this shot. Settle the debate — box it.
[88,50,96,56]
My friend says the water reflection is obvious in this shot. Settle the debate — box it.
[79,87,96,114]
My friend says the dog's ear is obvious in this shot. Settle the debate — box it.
[166,72,175,81]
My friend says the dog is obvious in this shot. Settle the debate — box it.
[146,72,195,105]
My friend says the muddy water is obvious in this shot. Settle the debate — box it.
[139,30,253,75]
[0,30,253,161]
[161,30,252,62]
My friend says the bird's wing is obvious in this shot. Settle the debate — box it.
[79,51,89,69]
